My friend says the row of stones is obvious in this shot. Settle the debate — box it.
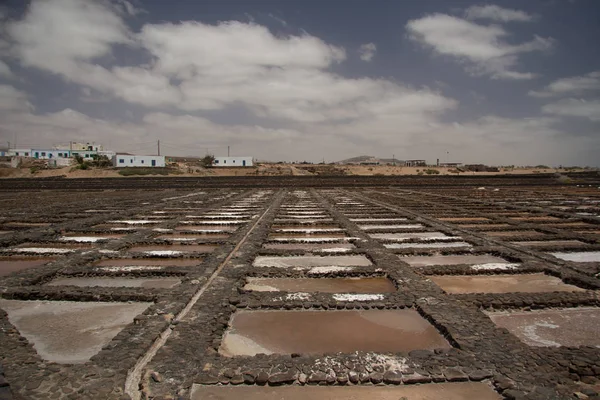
[325,189,598,398]
[0,189,271,399]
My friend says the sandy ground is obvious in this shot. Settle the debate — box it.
[0,162,590,179]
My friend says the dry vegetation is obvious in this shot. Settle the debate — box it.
[0,160,592,179]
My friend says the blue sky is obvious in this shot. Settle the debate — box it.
[0,0,598,165]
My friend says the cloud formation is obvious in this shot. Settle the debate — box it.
[542,98,600,121]
[358,43,377,61]
[406,10,552,79]
[6,0,457,126]
[465,5,533,22]
[0,85,32,112]
[0,0,597,166]
[529,71,600,97]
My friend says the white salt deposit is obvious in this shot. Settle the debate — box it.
[161,192,206,201]
[332,293,384,301]
[350,218,408,222]
[109,220,158,224]
[286,215,328,219]
[284,293,311,301]
[274,228,343,233]
[370,232,453,241]
[94,266,165,272]
[181,220,246,224]
[307,266,354,274]
[60,236,107,243]
[319,248,352,253]
[187,215,248,219]
[470,263,520,271]
[384,242,472,249]
[153,228,173,232]
[142,250,183,256]
[269,237,348,242]
[360,224,424,230]
[11,247,73,254]
[184,229,229,233]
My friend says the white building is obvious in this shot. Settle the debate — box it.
[54,142,104,152]
[32,149,72,159]
[113,154,166,167]
[212,156,253,167]
[7,149,33,157]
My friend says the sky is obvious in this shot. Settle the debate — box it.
[0,0,599,166]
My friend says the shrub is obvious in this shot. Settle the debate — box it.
[89,155,112,168]
[75,162,91,170]
[424,168,440,175]
[199,155,215,168]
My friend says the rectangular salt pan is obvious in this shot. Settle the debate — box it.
[253,255,372,268]
[485,307,600,348]
[191,383,502,400]
[46,277,181,289]
[219,309,450,357]
[370,232,454,241]
[401,254,510,267]
[385,242,472,249]
[0,299,151,363]
[359,225,423,230]
[244,277,395,293]
[549,251,600,263]
[430,273,585,294]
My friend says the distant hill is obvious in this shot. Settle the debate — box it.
[337,155,404,164]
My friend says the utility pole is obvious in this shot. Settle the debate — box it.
[157,140,160,156]
[227,146,230,157]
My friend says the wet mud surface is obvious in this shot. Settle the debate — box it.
[485,307,600,347]
[0,257,56,277]
[191,382,502,400]
[430,273,587,294]
[0,299,151,363]
[219,309,451,356]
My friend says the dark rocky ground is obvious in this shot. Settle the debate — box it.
[0,175,598,399]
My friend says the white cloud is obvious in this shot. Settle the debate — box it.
[0,60,13,78]
[8,0,132,72]
[267,13,287,27]
[465,5,533,22]
[6,1,457,125]
[542,98,600,121]
[112,0,144,16]
[0,85,32,112]
[529,71,600,97]
[1,101,596,165]
[406,13,552,79]
[358,43,377,61]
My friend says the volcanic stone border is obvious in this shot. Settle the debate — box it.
[334,188,600,398]
[0,188,276,399]
[142,189,562,399]
[1,183,600,399]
